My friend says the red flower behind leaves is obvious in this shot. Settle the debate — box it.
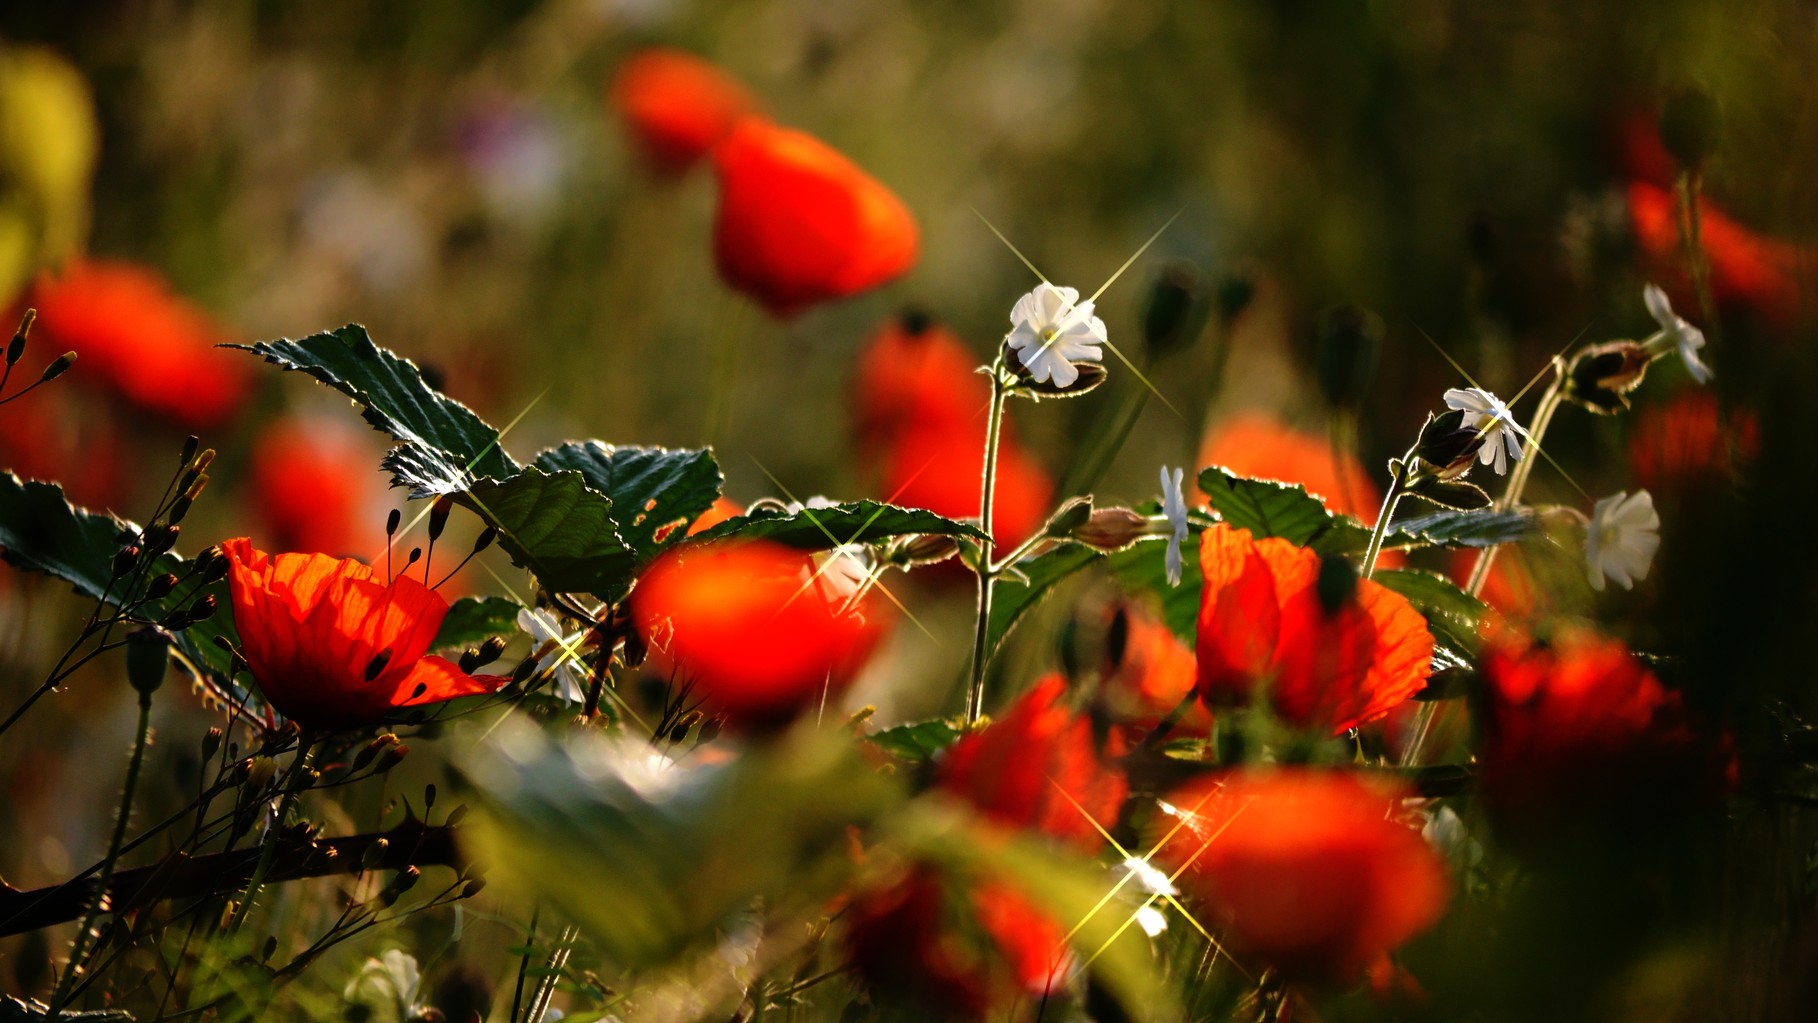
[937,674,1127,850]
[1627,179,1809,328]
[609,49,758,174]
[249,416,387,557]
[1196,525,1431,733]
[711,120,918,317]
[1152,769,1450,985]
[1199,412,1382,522]
[222,538,506,730]
[882,419,1053,555]
[1628,391,1759,494]
[851,312,989,466]
[24,259,250,429]
[630,539,881,730]
[844,867,993,1017]
[1477,626,1728,839]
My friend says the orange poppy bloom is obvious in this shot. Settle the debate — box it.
[683,495,744,536]
[1199,412,1381,521]
[1152,769,1450,984]
[1196,525,1431,733]
[609,48,758,173]
[1477,626,1727,840]
[1101,603,1213,735]
[23,259,250,429]
[1627,179,1808,328]
[851,312,989,467]
[937,674,1127,850]
[222,538,506,730]
[249,416,386,558]
[630,539,881,729]
[711,120,918,317]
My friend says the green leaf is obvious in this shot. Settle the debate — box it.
[1197,467,1369,551]
[533,442,723,560]
[865,718,964,763]
[1105,536,1203,644]
[461,469,634,598]
[985,544,1102,661]
[1372,567,1486,658]
[690,500,989,550]
[432,595,525,652]
[0,472,240,684]
[231,325,518,496]
[1380,508,1534,550]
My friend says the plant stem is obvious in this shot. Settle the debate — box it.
[1463,366,1565,598]
[965,358,1012,725]
[1358,464,1407,580]
[48,687,155,1014]
[1677,168,1721,344]
[224,736,316,933]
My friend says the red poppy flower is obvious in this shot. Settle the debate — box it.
[937,674,1127,850]
[609,48,758,174]
[1627,179,1808,328]
[1477,626,1727,840]
[1101,602,1213,735]
[1196,525,1431,733]
[1152,769,1450,985]
[222,537,506,730]
[630,539,881,729]
[851,312,989,467]
[0,388,123,510]
[22,259,250,428]
[711,120,918,317]
[1628,391,1759,494]
[1199,412,1381,521]
[881,416,1052,555]
[684,495,744,537]
[844,867,992,1017]
[249,416,387,558]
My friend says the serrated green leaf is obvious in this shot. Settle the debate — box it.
[1380,508,1534,550]
[984,544,1102,661]
[1105,536,1203,643]
[231,325,518,496]
[1197,467,1370,551]
[1372,567,1486,659]
[690,500,989,549]
[432,595,525,652]
[0,472,241,685]
[866,718,964,762]
[533,442,723,560]
[461,469,634,599]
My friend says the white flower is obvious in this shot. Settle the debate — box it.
[518,607,590,704]
[1006,282,1107,388]
[1586,489,1660,591]
[1443,387,1530,476]
[1643,283,1713,384]
[343,949,422,1023]
[1115,857,1177,937]
[1160,466,1187,586]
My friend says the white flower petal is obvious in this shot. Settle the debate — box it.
[1643,282,1675,330]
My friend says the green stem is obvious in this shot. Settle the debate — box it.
[1358,465,1407,581]
[48,687,155,1015]
[1463,368,1565,598]
[965,358,1012,725]
[223,736,316,933]
[1677,169,1721,345]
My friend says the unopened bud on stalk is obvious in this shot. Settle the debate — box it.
[473,526,498,553]
[242,755,279,791]
[361,838,390,872]
[112,545,140,578]
[1216,271,1256,327]
[1314,305,1382,410]
[351,733,399,771]
[1563,341,1651,414]
[1142,261,1208,359]
[1409,409,1483,481]
[146,523,180,556]
[429,494,454,541]
[178,435,200,468]
[7,309,34,366]
[1073,507,1149,551]
[887,532,959,568]
[125,628,171,695]
[1661,87,1721,170]
[202,726,224,759]
[146,573,179,600]
[183,594,217,626]
[1042,496,1095,539]
[375,742,410,773]
[40,351,76,383]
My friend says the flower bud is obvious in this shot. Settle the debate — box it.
[6,309,34,367]
[1216,270,1256,327]
[429,494,454,541]
[183,593,218,626]
[1072,506,1148,551]
[1142,261,1208,359]
[460,879,487,899]
[146,573,179,600]
[112,545,140,578]
[1661,88,1721,170]
[1563,341,1651,414]
[351,733,400,771]
[361,838,391,872]
[1410,409,1483,481]
[39,351,76,383]
[242,755,278,791]
[178,435,200,468]
[145,523,180,556]
[375,742,411,773]
[202,726,224,759]
[887,532,960,568]
[1041,496,1095,539]
[1314,306,1382,410]
[125,627,170,695]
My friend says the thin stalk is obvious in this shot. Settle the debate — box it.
[965,358,1012,725]
[525,923,580,1023]
[1358,466,1407,581]
[1463,371,1566,598]
[48,687,155,1014]
[224,736,316,933]
[1677,169,1721,344]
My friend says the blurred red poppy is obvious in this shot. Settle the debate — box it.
[1627,180,1808,328]
[1196,525,1431,733]
[1101,602,1213,736]
[851,311,989,466]
[1477,626,1728,840]
[249,416,386,557]
[23,259,250,429]
[1152,769,1450,985]
[882,417,1052,555]
[711,120,918,316]
[844,867,991,1017]
[0,388,123,510]
[609,48,758,174]
[937,674,1127,850]
[1628,391,1758,494]
[1199,412,1381,521]
[630,539,881,729]
[222,537,506,730]
[684,495,744,536]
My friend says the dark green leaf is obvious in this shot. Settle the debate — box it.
[1372,567,1486,657]
[533,442,723,560]
[1197,467,1369,551]
[231,325,518,496]
[690,500,989,549]
[461,469,634,598]
[433,595,525,652]
[1105,536,1202,643]
[865,718,964,762]
[1403,477,1493,511]
[1380,508,1534,550]
[0,472,240,684]
[985,544,1102,661]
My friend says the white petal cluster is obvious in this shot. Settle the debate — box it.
[1585,489,1660,591]
[1644,283,1713,384]
[1160,465,1188,586]
[1006,282,1107,388]
[1443,387,1530,476]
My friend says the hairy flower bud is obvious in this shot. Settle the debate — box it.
[125,627,170,695]
[1563,340,1651,414]
[1314,305,1382,410]
[1072,507,1149,551]
[1409,409,1483,481]
[1142,261,1208,359]
[39,350,76,382]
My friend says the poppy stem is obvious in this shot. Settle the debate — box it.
[965,357,1013,725]
[223,734,317,934]
[47,684,155,1014]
